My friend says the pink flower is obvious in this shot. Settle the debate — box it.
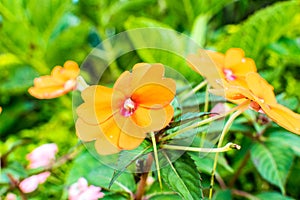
[19,172,50,193]
[68,177,104,200]
[210,103,230,117]
[5,193,17,200]
[26,143,58,169]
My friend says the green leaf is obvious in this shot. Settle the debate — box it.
[124,17,200,80]
[219,1,300,64]
[161,153,203,200]
[212,189,232,200]
[250,141,294,194]
[189,151,234,175]
[267,129,300,157]
[255,192,294,200]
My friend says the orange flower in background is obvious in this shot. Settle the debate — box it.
[28,61,80,99]
[211,72,300,135]
[187,48,256,88]
[0,106,2,114]
[76,63,176,155]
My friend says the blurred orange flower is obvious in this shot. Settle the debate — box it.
[76,63,176,155]
[28,60,80,99]
[212,72,300,135]
[188,48,256,88]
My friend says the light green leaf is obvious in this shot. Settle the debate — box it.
[219,1,300,64]
[191,15,209,47]
[212,189,232,200]
[255,192,294,200]
[124,17,200,80]
[250,142,294,194]
[268,129,300,157]
[161,153,203,200]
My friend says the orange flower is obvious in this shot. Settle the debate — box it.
[0,106,2,114]
[76,63,176,155]
[188,48,256,88]
[28,61,80,99]
[211,72,300,135]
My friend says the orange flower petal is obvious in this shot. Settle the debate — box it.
[94,139,121,155]
[76,118,101,141]
[118,132,145,150]
[224,48,245,67]
[206,50,225,69]
[260,103,300,135]
[245,73,277,104]
[100,115,145,150]
[131,104,174,131]
[28,85,67,99]
[131,83,175,108]
[78,85,118,124]
[231,58,256,75]
[187,52,223,89]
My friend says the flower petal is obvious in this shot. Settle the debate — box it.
[231,58,256,75]
[76,118,101,142]
[28,85,66,99]
[260,103,300,135]
[131,83,175,108]
[118,132,145,150]
[131,104,174,131]
[187,51,223,89]
[224,48,245,67]
[245,72,277,104]
[78,85,122,124]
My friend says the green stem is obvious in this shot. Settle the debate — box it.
[161,100,250,142]
[180,80,207,101]
[150,132,162,189]
[209,109,244,199]
[180,80,207,102]
[200,83,210,147]
[161,142,240,152]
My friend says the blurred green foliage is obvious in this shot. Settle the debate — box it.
[1,0,300,199]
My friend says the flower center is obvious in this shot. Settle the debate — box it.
[223,68,236,81]
[120,98,137,117]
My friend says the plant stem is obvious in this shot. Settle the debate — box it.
[150,132,162,189]
[161,100,250,142]
[231,189,259,200]
[135,154,154,200]
[180,80,207,102]
[229,151,250,187]
[161,142,240,153]
[209,109,244,199]
[200,83,210,147]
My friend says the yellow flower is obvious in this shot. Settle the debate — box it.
[212,72,300,135]
[28,61,80,99]
[76,63,176,155]
[188,48,256,88]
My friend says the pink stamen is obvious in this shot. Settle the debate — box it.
[120,98,137,117]
[223,68,237,81]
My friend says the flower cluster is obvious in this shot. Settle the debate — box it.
[188,48,300,135]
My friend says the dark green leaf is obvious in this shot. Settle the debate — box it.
[250,142,294,193]
[161,153,203,200]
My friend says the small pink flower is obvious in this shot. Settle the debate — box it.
[26,143,58,169]
[5,193,17,200]
[210,103,230,117]
[68,177,104,200]
[19,172,50,193]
